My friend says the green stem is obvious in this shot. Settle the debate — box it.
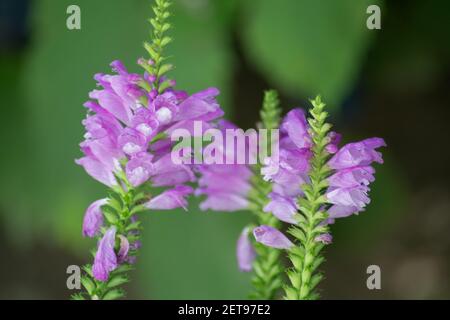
[249,90,284,300]
[142,0,173,93]
[249,174,283,299]
[284,96,332,300]
[72,183,145,300]
[74,0,172,301]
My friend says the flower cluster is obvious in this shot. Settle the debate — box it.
[239,107,386,258]
[76,60,224,283]
[195,120,253,212]
[73,0,387,300]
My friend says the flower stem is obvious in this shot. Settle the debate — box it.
[249,176,283,299]
[142,0,173,93]
[284,96,332,300]
[72,183,145,300]
[249,90,284,299]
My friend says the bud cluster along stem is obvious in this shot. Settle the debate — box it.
[73,173,146,300]
[74,0,173,300]
[248,91,284,299]
[142,0,174,93]
[74,0,387,300]
[285,96,331,300]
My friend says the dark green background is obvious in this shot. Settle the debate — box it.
[0,0,449,299]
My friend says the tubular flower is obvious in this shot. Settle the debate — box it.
[195,120,253,212]
[74,0,230,299]
[249,97,386,300]
[82,198,108,238]
[256,107,386,248]
[76,61,225,289]
[92,226,118,282]
[236,227,257,272]
[76,61,224,190]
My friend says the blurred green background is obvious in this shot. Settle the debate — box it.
[0,0,449,299]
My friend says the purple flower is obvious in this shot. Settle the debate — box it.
[118,128,147,156]
[328,138,386,170]
[328,166,375,188]
[151,91,180,125]
[195,165,251,211]
[280,109,311,149]
[151,154,195,187]
[145,185,193,210]
[325,137,386,222]
[126,152,154,187]
[78,60,225,192]
[76,102,124,186]
[315,233,333,244]
[263,193,299,224]
[260,109,312,216]
[198,193,250,212]
[196,163,252,211]
[174,87,224,122]
[195,121,253,212]
[263,149,310,183]
[75,155,119,187]
[327,204,360,219]
[236,227,256,272]
[89,89,133,125]
[117,234,130,264]
[82,198,108,238]
[325,132,342,154]
[131,107,159,140]
[93,226,118,282]
[253,225,294,249]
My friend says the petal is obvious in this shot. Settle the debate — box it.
[117,235,130,264]
[280,109,311,149]
[89,89,132,125]
[325,132,342,154]
[152,154,195,186]
[75,156,117,187]
[328,166,375,188]
[126,152,154,187]
[236,227,256,272]
[327,204,360,219]
[326,186,369,208]
[118,128,147,155]
[253,225,294,249]
[92,227,118,282]
[328,137,386,170]
[315,233,333,244]
[175,96,220,121]
[82,198,108,238]
[110,60,128,75]
[145,185,193,210]
[199,193,249,212]
[263,193,298,224]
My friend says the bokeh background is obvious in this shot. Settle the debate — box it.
[1,0,449,299]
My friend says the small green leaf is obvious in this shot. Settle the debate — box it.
[71,293,86,300]
[283,286,298,300]
[309,273,324,291]
[144,42,158,59]
[81,276,96,295]
[287,227,306,242]
[160,36,172,47]
[82,264,93,278]
[107,275,129,289]
[102,289,124,300]
[286,269,301,289]
[157,63,173,77]
[102,208,119,224]
[125,220,142,231]
[114,264,134,274]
